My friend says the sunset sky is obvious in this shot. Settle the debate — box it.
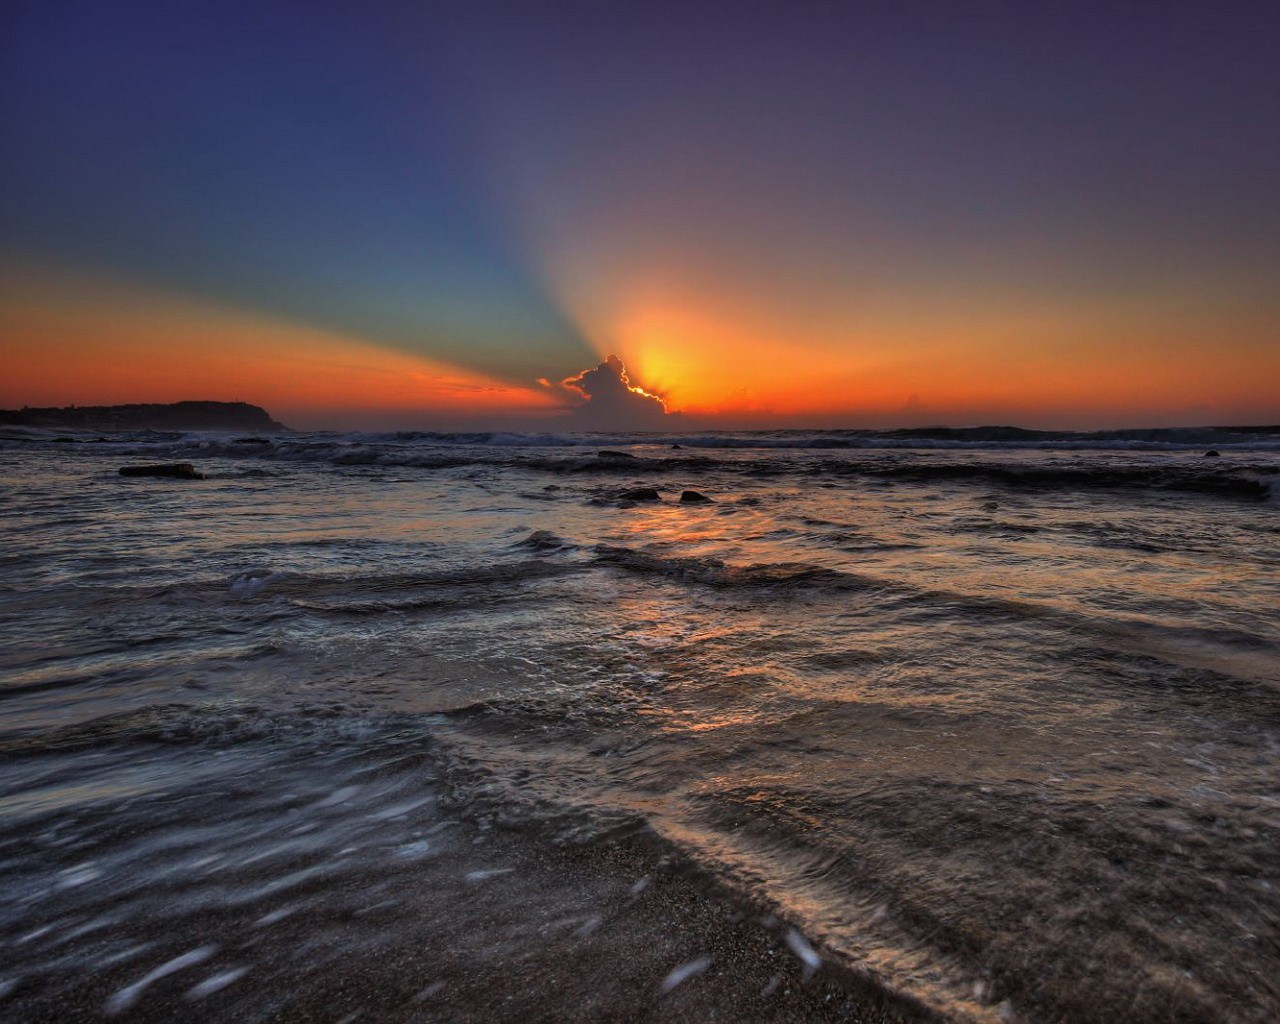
[2,2,1278,429]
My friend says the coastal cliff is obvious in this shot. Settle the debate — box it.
[0,401,288,432]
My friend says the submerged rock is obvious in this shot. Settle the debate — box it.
[521,529,571,550]
[620,487,662,501]
[597,450,637,459]
[234,436,271,445]
[1204,450,1221,457]
[119,463,205,480]
[679,490,713,504]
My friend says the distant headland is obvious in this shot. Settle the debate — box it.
[0,401,289,432]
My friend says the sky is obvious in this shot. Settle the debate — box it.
[2,0,1278,430]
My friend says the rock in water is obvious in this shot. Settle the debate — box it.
[597,449,637,459]
[680,490,713,503]
[1204,450,1221,457]
[521,530,570,550]
[620,487,662,501]
[119,463,205,480]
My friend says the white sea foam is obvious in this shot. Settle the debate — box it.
[185,967,248,1001]
[105,946,216,1015]
[661,956,712,992]
[785,929,822,977]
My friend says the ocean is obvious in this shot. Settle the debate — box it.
[2,427,1278,1023]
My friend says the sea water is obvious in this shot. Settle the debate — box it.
[1,428,1278,1022]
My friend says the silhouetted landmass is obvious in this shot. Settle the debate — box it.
[1217,424,1280,435]
[883,425,1054,442]
[0,401,288,432]
[882,424,1280,443]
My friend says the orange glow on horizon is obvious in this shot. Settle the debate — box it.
[556,282,1280,427]
[500,190,1280,427]
[0,267,563,427]
[4,261,1278,431]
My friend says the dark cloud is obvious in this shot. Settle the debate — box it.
[558,355,668,428]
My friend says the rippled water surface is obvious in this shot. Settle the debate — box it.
[2,430,1279,1022]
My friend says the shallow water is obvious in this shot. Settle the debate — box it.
[2,430,1278,1022]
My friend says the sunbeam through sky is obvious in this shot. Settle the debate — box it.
[3,1,1277,427]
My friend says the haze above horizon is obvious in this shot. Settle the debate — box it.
[2,2,1278,431]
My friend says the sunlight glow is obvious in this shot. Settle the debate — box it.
[552,276,1280,427]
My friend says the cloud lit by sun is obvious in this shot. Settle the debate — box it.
[550,354,668,428]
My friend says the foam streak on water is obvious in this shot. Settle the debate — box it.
[1,429,1278,1022]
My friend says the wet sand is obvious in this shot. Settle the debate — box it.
[1,737,922,1024]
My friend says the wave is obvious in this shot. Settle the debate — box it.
[0,700,392,758]
[338,425,1280,451]
[224,560,580,616]
[827,459,1279,499]
[20,435,1277,501]
[10,423,1280,452]
[591,544,881,591]
[587,544,1280,686]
